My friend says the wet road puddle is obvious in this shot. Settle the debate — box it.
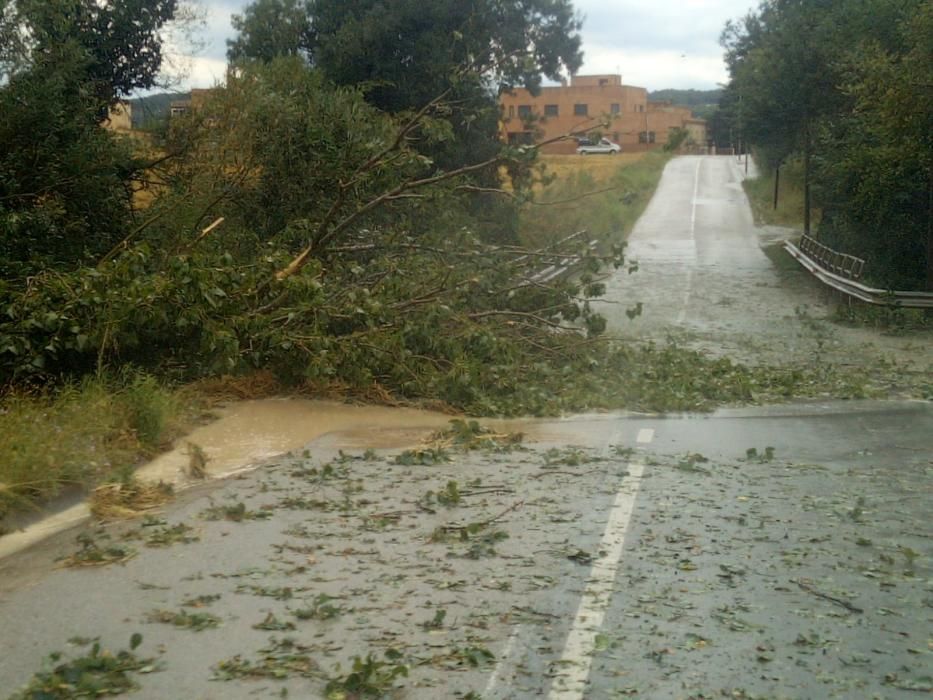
[137,398,455,482]
[0,398,586,560]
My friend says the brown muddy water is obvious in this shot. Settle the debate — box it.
[0,398,582,560]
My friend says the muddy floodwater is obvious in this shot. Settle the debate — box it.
[0,398,591,560]
[136,398,584,484]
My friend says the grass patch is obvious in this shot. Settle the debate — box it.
[834,303,933,334]
[519,151,671,249]
[0,374,188,521]
[743,157,821,229]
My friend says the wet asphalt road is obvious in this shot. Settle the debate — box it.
[1,401,931,699]
[1,155,931,698]
[596,155,932,375]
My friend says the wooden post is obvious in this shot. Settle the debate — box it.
[773,165,780,210]
[803,121,811,237]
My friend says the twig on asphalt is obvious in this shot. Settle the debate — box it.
[793,579,863,613]
[511,605,561,619]
[530,468,603,480]
[442,501,524,532]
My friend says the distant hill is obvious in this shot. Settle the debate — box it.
[128,92,189,129]
[648,89,723,120]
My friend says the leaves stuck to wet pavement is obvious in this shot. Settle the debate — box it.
[4,418,931,699]
[8,635,157,700]
[60,532,137,568]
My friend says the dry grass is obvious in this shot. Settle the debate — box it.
[89,479,174,520]
[537,153,647,189]
[0,375,188,521]
[191,370,285,400]
[518,151,671,250]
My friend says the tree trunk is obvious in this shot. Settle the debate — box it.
[803,123,811,238]
[926,170,933,291]
[773,165,780,210]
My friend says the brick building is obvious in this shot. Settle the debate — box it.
[499,74,706,154]
[102,101,133,132]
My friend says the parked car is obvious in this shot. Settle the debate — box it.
[576,138,621,155]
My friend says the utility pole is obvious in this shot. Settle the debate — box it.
[803,118,811,237]
[773,164,780,210]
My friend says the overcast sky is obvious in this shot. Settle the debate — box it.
[169,0,757,93]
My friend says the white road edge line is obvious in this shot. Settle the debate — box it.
[677,157,703,325]
[547,428,654,699]
[482,628,520,698]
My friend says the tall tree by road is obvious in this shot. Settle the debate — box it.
[227,0,583,229]
[0,0,181,277]
[721,0,931,289]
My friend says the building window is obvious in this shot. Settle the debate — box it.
[574,104,588,116]
[610,103,620,114]
[544,104,559,117]
[508,105,515,119]
[599,78,609,86]
[517,105,532,118]
[639,131,656,144]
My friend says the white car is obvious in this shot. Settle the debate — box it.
[576,138,622,155]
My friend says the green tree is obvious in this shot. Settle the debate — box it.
[15,0,179,109]
[227,0,582,187]
[0,50,136,278]
[721,0,931,288]
[815,2,932,289]
[0,0,180,278]
[309,0,582,112]
[227,0,314,64]
[722,0,845,234]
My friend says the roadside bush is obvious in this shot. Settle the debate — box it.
[0,375,182,520]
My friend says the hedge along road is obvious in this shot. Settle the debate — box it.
[1,156,931,698]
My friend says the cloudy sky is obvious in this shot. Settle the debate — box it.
[170,0,757,92]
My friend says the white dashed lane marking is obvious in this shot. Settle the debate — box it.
[546,427,654,699]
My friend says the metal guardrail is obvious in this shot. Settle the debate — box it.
[784,236,933,309]
[796,234,866,280]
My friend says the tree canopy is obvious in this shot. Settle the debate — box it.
[8,0,179,108]
[227,0,583,111]
[227,0,314,65]
[226,0,582,183]
[720,0,932,289]
[0,0,180,278]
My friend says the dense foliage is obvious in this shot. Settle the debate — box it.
[720,0,932,289]
[227,0,582,174]
[0,0,179,278]
[0,57,618,397]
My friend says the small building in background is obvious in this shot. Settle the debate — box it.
[103,101,133,132]
[169,89,213,117]
[499,74,706,154]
